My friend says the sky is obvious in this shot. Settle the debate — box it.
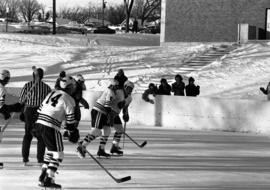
[38,0,123,10]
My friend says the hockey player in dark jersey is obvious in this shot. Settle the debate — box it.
[35,76,79,189]
[76,79,120,158]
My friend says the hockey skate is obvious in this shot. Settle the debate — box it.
[39,176,61,190]
[97,146,111,158]
[63,130,69,140]
[76,142,86,158]
[110,144,123,156]
[38,167,47,184]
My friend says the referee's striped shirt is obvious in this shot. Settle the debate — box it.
[19,80,51,107]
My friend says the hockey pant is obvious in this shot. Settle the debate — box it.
[99,115,124,148]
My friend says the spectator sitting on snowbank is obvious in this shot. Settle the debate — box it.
[142,83,158,104]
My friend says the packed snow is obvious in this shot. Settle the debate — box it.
[0,33,269,101]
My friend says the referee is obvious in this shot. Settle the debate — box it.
[19,68,51,166]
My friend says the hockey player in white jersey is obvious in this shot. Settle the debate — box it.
[34,76,79,189]
[0,69,24,120]
[100,80,134,156]
[76,79,120,158]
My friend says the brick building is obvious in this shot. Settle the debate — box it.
[161,0,270,42]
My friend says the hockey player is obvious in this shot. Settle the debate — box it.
[63,74,89,139]
[107,80,134,156]
[0,69,24,120]
[35,76,79,189]
[76,79,120,158]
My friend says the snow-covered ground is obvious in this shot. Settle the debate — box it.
[0,33,269,101]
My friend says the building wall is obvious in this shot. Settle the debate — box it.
[162,0,270,42]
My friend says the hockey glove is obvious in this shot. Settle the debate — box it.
[123,113,129,122]
[0,105,11,120]
[117,100,126,109]
[68,128,80,143]
[19,112,25,122]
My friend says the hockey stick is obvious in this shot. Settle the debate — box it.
[82,146,131,183]
[122,122,126,149]
[123,131,147,148]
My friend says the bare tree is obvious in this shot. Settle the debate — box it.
[133,0,161,26]
[106,4,125,25]
[39,3,46,21]
[124,0,134,32]
[19,0,41,23]
[0,0,8,17]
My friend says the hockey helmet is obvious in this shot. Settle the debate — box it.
[74,74,85,82]
[108,79,119,90]
[60,76,76,95]
[124,80,134,89]
[74,74,86,90]
[0,70,10,81]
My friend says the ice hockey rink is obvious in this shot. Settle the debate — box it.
[1,119,270,190]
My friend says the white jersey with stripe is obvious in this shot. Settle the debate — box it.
[93,88,116,115]
[111,89,125,114]
[36,90,76,131]
[124,94,132,108]
[0,83,6,109]
[111,89,133,115]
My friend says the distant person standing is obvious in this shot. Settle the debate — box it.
[171,74,185,96]
[132,18,138,33]
[260,82,270,100]
[19,68,51,166]
[185,77,200,97]
[158,78,171,95]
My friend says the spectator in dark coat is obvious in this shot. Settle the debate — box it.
[171,74,185,96]
[158,78,171,95]
[142,83,158,104]
[185,77,200,97]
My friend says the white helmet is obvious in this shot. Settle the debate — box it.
[110,79,119,86]
[0,70,10,81]
[108,79,119,90]
[124,80,134,89]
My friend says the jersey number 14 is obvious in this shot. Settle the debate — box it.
[45,91,62,107]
